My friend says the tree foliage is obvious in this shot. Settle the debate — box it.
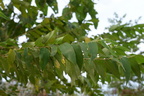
[0,0,144,95]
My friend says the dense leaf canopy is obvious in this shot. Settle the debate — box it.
[0,0,144,95]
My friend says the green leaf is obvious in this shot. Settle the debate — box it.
[23,48,33,68]
[65,60,80,85]
[134,55,144,64]
[62,7,72,20]
[84,59,98,84]
[22,42,35,47]
[88,42,98,60]
[63,34,75,43]
[55,36,64,44]
[43,30,57,44]
[54,53,65,66]
[0,0,5,9]
[102,48,110,56]
[113,46,129,55]
[104,60,120,79]
[44,80,56,88]
[59,43,77,64]
[50,45,57,56]
[55,34,74,44]
[0,57,10,74]
[94,59,106,81]
[16,70,28,84]
[109,25,119,31]
[35,37,44,46]
[35,0,48,15]
[0,10,9,20]
[39,48,50,70]
[100,40,117,57]
[128,57,141,78]
[7,49,16,64]
[120,57,131,82]
[72,44,83,69]
[42,4,48,16]
[29,75,36,85]
[79,43,89,58]
[52,57,64,79]
[88,7,98,28]
[46,0,58,13]
[89,18,99,28]
[75,5,87,23]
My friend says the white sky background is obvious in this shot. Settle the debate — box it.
[94,0,144,34]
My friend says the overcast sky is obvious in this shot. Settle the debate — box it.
[95,0,144,51]
[95,0,144,34]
